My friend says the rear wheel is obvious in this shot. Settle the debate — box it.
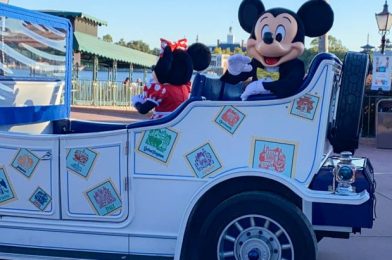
[329,52,369,154]
[191,192,317,260]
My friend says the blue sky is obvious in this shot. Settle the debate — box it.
[9,0,385,51]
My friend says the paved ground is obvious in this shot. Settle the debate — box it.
[71,107,392,260]
[71,106,150,123]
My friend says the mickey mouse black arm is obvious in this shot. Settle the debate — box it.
[263,59,305,97]
[220,59,259,84]
[220,68,254,85]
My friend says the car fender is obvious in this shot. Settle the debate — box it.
[173,169,370,259]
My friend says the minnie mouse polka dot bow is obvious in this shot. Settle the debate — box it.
[160,38,188,54]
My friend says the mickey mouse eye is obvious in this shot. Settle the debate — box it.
[275,25,286,42]
[261,25,271,37]
[261,25,273,44]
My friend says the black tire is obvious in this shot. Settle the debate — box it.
[329,52,369,154]
[184,192,317,260]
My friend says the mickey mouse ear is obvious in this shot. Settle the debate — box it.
[187,43,211,71]
[297,0,334,37]
[238,0,265,33]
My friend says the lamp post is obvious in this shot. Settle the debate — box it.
[318,0,329,53]
[376,0,392,54]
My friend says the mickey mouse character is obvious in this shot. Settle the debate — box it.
[221,0,334,100]
[132,39,211,119]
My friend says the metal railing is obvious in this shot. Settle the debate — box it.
[72,80,143,108]
[362,92,392,137]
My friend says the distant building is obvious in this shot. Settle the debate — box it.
[209,27,246,53]
[361,34,374,54]
[206,27,245,75]
[227,26,234,44]
[207,54,230,75]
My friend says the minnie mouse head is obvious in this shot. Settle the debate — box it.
[153,38,211,85]
[239,0,334,68]
[132,38,211,119]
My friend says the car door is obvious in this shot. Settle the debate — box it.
[0,133,60,219]
[59,130,129,222]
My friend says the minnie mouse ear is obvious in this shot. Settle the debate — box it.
[187,43,211,71]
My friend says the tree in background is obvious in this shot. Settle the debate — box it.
[301,35,348,69]
[127,40,150,53]
[310,35,348,60]
[222,48,232,55]
[102,34,113,43]
[115,39,158,55]
[116,38,127,47]
[213,47,223,54]
[151,48,160,56]
[213,47,244,55]
[233,47,245,55]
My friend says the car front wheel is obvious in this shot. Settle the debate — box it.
[196,192,317,260]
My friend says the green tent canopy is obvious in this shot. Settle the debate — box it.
[73,31,157,68]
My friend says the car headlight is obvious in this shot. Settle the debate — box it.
[336,165,355,183]
[333,151,356,195]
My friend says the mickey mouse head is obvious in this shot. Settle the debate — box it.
[238,0,334,68]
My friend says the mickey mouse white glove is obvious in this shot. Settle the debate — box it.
[240,80,271,101]
[131,94,145,107]
[227,54,253,76]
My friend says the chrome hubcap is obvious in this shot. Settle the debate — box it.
[217,215,294,260]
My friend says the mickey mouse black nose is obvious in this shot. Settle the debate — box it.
[263,32,273,45]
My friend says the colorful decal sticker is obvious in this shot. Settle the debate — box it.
[11,148,40,178]
[85,180,122,216]
[138,128,178,163]
[0,168,16,205]
[290,94,320,120]
[29,187,52,211]
[186,143,222,178]
[215,106,246,134]
[66,148,98,178]
[251,139,296,178]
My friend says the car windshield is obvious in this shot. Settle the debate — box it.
[0,16,67,80]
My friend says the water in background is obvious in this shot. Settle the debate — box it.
[7,68,215,83]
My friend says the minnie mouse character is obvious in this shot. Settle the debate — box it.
[132,39,211,119]
[221,0,334,100]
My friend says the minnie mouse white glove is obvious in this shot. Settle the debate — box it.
[227,54,253,76]
[131,94,145,107]
[240,80,271,101]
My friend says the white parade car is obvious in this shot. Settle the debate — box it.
[0,4,375,260]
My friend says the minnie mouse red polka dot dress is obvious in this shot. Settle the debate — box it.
[144,82,191,119]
